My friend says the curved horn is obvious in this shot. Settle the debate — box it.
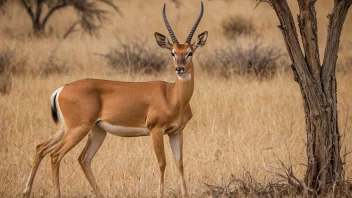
[163,4,179,44]
[185,1,204,43]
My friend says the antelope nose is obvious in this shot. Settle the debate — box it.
[175,67,184,74]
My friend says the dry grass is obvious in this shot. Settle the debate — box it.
[0,0,352,197]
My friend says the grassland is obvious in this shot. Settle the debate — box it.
[0,0,352,197]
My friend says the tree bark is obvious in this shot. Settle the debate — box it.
[259,0,352,194]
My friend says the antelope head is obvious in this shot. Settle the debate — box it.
[155,2,208,78]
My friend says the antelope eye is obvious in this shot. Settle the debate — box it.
[171,52,175,57]
[188,52,193,57]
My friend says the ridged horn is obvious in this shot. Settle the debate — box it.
[185,1,204,43]
[163,4,178,44]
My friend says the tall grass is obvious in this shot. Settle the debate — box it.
[0,0,351,197]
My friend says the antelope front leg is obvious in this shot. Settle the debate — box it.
[151,128,166,198]
[168,130,189,197]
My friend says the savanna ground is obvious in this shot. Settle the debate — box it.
[0,0,352,197]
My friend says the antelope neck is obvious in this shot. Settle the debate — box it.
[171,63,194,108]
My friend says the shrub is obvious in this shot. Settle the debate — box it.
[222,15,256,39]
[39,54,68,77]
[0,48,27,94]
[198,40,287,79]
[0,48,15,74]
[103,39,170,74]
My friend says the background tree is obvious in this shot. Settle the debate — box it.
[16,0,121,36]
[258,0,351,195]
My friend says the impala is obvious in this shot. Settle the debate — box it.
[23,2,207,198]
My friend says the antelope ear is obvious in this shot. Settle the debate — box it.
[155,32,173,50]
[192,31,208,51]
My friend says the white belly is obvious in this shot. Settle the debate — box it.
[97,121,150,137]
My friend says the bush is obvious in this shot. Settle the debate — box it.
[198,40,287,79]
[39,54,68,77]
[103,39,170,74]
[0,48,26,94]
[222,15,256,39]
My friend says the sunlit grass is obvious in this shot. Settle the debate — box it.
[0,0,351,197]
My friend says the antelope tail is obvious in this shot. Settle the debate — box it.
[50,88,62,124]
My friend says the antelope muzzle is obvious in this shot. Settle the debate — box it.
[175,67,185,75]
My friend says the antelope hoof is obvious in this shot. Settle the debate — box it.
[22,188,31,198]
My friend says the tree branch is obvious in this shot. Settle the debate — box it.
[322,0,352,78]
[255,0,272,10]
[35,0,44,22]
[297,0,321,84]
[63,20,80,39]
[73,0,117,36]
[98,0,123,17]
[42,1,68,28]
[20,0,34,20]
[267,0,314,84]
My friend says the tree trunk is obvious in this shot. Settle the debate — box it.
[21,0,45,36]
[32,19,45,35]
[259,0,352,194]
[292,65,342,191]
